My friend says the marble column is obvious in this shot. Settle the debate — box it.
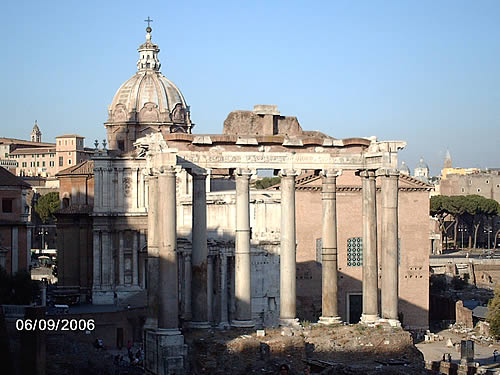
[93,230,101,287]
[190,173,209,328]
[207,255,214,323]
[280,169,298,325]
[183,252,192,320]
[360,170,379,324]
[119,231,125,285]
[318,169,342,325]
[378,168,400,326]
[117,168,124,210]
[145,176,159,330]
[219,251,230,328]
[158,167,180,331]
[102,230,111,287]
[133,231,139,286]
[232,168,254,327]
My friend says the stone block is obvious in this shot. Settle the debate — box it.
[256,329,265,337]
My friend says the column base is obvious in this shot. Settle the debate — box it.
[360,314,380,325]
[231,319,255,328]
[379,318,401,327]
[144,317,158,331]
[145,328,186,375]
[318,316,342,325]
[217,321,231,330]
[186,321,211,329]
[279,318,301,328]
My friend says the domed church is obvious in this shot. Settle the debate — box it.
[105,26,193,153]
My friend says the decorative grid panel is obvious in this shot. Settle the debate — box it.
[347,237,363,267]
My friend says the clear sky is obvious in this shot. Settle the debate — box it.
[2,0,499,175]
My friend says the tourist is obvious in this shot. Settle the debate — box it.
[302,365,311,374]
[494,349,498,362]
[279,364,290,374]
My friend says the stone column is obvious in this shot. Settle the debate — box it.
[145,176,159,330]
[207,255,214,323]
[133,231,139,286]
[280,169,298,325]
[360,170,380,324]
[183,252,192,320]
[117,168,124,210]
[318,169,342,325]
[12,226,18,273]
[190,173,210,328]
[219,250,230,328]
[102,230,111,287]
[119,231,125,285]
[158,167,180,331]
[93,230,101,288]
[378,168,400,326]
[232,168,254,327]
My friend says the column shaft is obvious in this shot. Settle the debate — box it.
[146,176,159,328]
[361,171,379,323]
[280,171,297,322]
[132,231,139,285]
[380,169,399,323]
[183,253,192,320]
[119,231,125,285]
[319,171,341,324]
[158,168,179,330]
[191,173,209,326]
[232,169,253,327]
[219,252,229,328]
[207,255,214,323]
[93,231,101,287]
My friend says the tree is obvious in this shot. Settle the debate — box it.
[35,192,60,223]
[459,195,499,249]
[430,195,464,249]
[254,177,281,190]
[488,286,500,339]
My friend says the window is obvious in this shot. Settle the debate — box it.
[42,161,45,167]
[486,180,489,184]
[461,187,465,193]
[4,153,7,157]
[36,161,39,167]
[59,156,63,167]
[68,159,72,165]
[347,237,363,266]
[477,188,481,193]
[2,198,13,213]
[49,161,54,167]
[68,152,72,156]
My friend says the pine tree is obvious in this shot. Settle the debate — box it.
[487,286,500,338]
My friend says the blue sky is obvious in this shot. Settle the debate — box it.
[2,0,499,175]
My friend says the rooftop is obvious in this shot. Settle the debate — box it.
[0,167,31,188]
[55,134,85,139]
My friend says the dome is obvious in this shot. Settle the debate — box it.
[106,26,192,130]
[399,161,410,175]
[416,157,429,170]
[108,72,189,124]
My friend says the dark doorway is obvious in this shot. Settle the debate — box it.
[117,327,123,349]
[348,294,362,324]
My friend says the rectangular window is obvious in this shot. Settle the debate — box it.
[42,161,45,167]
[347,237,363,266]
[59,156,63,167]
[4,153,7,157]
[2,198,13,213]
[36,161,39,167]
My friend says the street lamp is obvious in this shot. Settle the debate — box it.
[38,228,49,250]
[484,224,493,250]
[458,224,468,251]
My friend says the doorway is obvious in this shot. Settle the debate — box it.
[347,293,362,324]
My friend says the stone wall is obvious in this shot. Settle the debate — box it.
[455,300,473,328]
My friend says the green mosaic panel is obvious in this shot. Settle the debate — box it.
[347,237,363,267]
